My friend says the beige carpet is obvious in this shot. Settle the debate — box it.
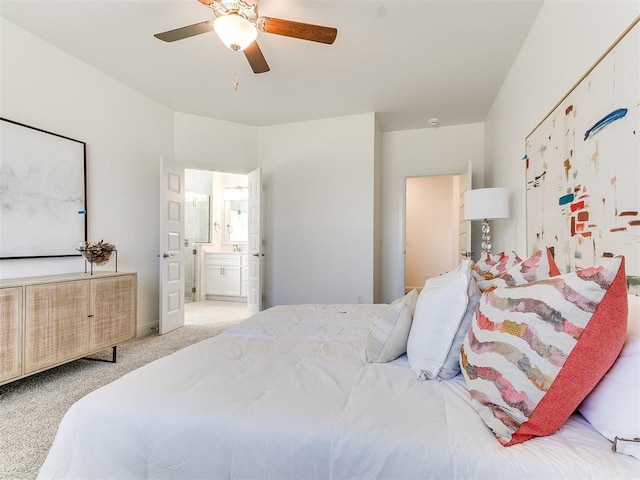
[0,321,239,480]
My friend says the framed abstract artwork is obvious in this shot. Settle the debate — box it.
[0,118,86,259]
[525,17,640,291]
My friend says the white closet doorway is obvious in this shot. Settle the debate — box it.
[404,174,463,293]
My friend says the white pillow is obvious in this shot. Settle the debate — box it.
[578,293,640,459]
[444,276,480,378]
[365,289,417,363]
[407,259,477,380]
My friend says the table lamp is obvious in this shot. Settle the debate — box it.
[463,187,509,256]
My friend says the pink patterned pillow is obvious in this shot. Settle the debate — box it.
[476,248,560,292]
[460,256,628,446]
[471,252,504,281]
[471,251,522,282]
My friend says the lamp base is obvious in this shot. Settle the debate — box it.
[481,218,492,256]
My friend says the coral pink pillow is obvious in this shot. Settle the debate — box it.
[460,256,628,446]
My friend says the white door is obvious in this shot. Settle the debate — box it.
[247,168,262,316]
[159,158,185,334]
[458,162,473,260]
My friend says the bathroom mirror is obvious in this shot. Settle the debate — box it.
[224,199,248,243]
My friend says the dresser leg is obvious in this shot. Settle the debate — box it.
[84,346,117,363]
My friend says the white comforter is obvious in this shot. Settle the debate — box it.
[39,304,639,479]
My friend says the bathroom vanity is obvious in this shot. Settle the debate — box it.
[205,252,247,300]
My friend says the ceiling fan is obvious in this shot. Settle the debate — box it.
[154,0,338,74]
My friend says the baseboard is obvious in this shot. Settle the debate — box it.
[137,319,158,337]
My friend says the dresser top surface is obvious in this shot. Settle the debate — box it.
[0,271,136,288]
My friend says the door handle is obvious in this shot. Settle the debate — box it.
[163,253,174,258]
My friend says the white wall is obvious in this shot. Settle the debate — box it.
[380,123,484,302]
[175,112,482,308]
[174,112,257,173]
[0,19,174,335]
[485,1,640,255]
[257,113,377,306]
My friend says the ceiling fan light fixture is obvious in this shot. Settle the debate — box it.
[213,14,257,51]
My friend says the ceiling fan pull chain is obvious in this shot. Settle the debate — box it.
[233,57,240,91]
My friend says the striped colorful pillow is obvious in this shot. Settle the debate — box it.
[460,256,628,446]
[471,251,523,283]
[476,248,560,292]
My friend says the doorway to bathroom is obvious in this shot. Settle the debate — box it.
[184,169,250,325]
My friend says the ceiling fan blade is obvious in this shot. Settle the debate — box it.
[258,17,337,45]
[154,20,213,42]
[244,41,270,74]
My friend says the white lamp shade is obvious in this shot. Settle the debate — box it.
[463,187,509,221]
[213,14,258,51]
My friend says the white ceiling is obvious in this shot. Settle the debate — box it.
[0,0,543,132]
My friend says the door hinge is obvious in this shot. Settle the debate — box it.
[192,287,196,293]
[192,249,197,255]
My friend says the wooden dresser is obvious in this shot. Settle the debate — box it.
[0,271,137,386]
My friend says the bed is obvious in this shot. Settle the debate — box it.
[38,292,639,479]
